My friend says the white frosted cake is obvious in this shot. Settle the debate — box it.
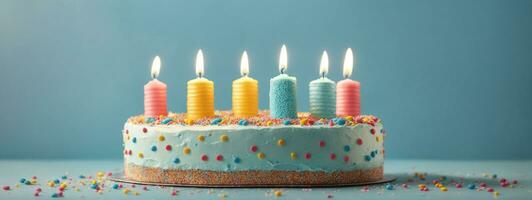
[122,111,385,186]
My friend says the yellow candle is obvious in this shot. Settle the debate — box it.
[187,49,214,120]
[233,51,258,117]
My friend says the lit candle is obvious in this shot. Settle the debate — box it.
[187,49,215,120]
[270,45,297,119]
[232,51,259,117]
[309,51,336,119]
[336,48,360,117]
[144,56,168,118]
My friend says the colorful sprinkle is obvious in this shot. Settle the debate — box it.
[161,117,172,124]
[142,128,148,133]
[467,183,476,190]
[364,155,371,161]
[257,152,265,159]
[2,186,10,191]
[343,155,350,163]
[283,120,291,125]
[165,145,172,151]
[386,183,394,190]
[158,135,165,141]
[138,153,144,158]
[233,157,241,163]
[145,117,155,123]
[151,146,157,152]
[305,153,312,160]
[319,140,326,147]
[216,154,223,161]
[183,147,191,155]
[493,191,500,197]
[290,152,297,160]
[356,138,363,145]
[201,154,209,161]
[343,145,350,152]
[336,118,346,125]
[277,139,286,147]
[197,135,205,142]
[220,134,229,142]
[238,119,249,126]
[329,153,337,160]
[173,158,180,164]
[370,128,376,135]
[210,118,222,125]
[274,190,283,197]
[250,145,258,152]
[184,119,194,125]
[132,137,137,143]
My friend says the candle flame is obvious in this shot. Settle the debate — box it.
[279,44,287,74]
[240,51,249,76]
[343,48,354,78]
[151,55,161,79]
[195,49,204,77]
[319,51,329,77]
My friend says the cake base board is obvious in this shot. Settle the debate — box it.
[107,172,396,188]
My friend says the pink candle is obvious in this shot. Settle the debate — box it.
[144,56,168,118]
[336,48,360,117]
[336,79,360,116]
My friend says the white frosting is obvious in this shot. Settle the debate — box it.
[123,123,384,172]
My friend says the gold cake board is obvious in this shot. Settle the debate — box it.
[108,172,396,188]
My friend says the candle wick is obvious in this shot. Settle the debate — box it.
[280,68,285,74]
[198,72,203,79]
[321,72,326,79]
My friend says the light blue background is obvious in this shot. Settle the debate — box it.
[1,0,531,159]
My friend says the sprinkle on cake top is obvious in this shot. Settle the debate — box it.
[128,110,381,127]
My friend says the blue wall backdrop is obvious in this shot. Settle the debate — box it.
[1,0,531,159]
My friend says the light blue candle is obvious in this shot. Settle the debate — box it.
[309,51,336,119]
[309,78,336,119]
[270,45,298,119]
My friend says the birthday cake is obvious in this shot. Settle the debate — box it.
[122,111,385,186]
[122,47,384,186]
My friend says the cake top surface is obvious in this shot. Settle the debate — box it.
[127,110,381,127]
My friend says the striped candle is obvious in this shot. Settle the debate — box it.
[187,50,215,120]
[336,48,360,117]
[309,51,336,119]
[144,56,168,118]
[232,51,259,117]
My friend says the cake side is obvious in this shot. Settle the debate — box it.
[123,123,384,171]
